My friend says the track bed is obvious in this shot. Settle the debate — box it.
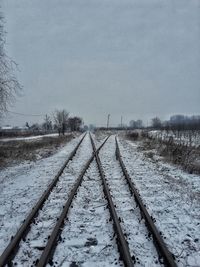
[0,133,178,267]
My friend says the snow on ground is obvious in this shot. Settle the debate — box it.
[0,132,123,266]
[149,130,200,148]
[99,135,162,267]
[51,160,121,267]
[13,133,93,266]
[0,133,59,142]
[0,133,84,255]
[1,131,199,266]
[118,135,200,267]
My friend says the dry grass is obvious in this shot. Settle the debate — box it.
[138,137,200,175]
[125,131,140,141]
[0,134,75,169]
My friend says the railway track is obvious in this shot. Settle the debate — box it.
[0,133,177,267]
[0,133,90,266]
[43,150,121,266]
[97,135,177,267]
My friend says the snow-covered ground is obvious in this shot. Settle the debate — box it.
[0,133,122,267]
[148,130,200,148]
[51,160,121,267]
[118,135,200,266]
[0,133,84,255]
[48,135,122,267]
[13,134,94,266]
[0,131,199,266]
[0,133,59,142]
[99,136,162,266]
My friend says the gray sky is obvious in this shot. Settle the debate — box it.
[1,0,200,127]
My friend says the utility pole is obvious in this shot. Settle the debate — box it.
[45,114,48,132]
[107,114,110,129]
[121,116,123,128]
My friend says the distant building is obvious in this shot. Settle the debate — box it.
[0,125,13,130]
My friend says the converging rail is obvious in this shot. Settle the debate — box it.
[0,133,87,267]
[90,134,134,267]
[0,133,178,267]
[115,137,177,267]
[36,135,109,267]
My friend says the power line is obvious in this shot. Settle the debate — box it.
[5,110,44,117]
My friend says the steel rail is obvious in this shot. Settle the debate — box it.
[0,133,86,267]
[37,135,110,267]
[90,134,134,267]
[115,137,177,267]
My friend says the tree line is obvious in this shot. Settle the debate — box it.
[128,115,200,131]
[25,109,83,135]
[151,115,200,131]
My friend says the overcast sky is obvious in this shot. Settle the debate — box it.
[1,0,200,127]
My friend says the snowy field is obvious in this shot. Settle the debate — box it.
[148,130,200,148]
[0,132,199,266]
[0,133,59,142]
[118,135,200,266]
[0,134,84,254]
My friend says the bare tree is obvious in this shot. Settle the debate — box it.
[30,123,41,132]
[53,109,69,135]
[0,12,22,118]
[68,116,83,131]
[129,119,143,129]
[42,114,52,132]
[151,117,162,129]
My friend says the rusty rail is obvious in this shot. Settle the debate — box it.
[36,135,110,267]
[90,134,134,267]
[115,137,177,267]
[0,133,86,267]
